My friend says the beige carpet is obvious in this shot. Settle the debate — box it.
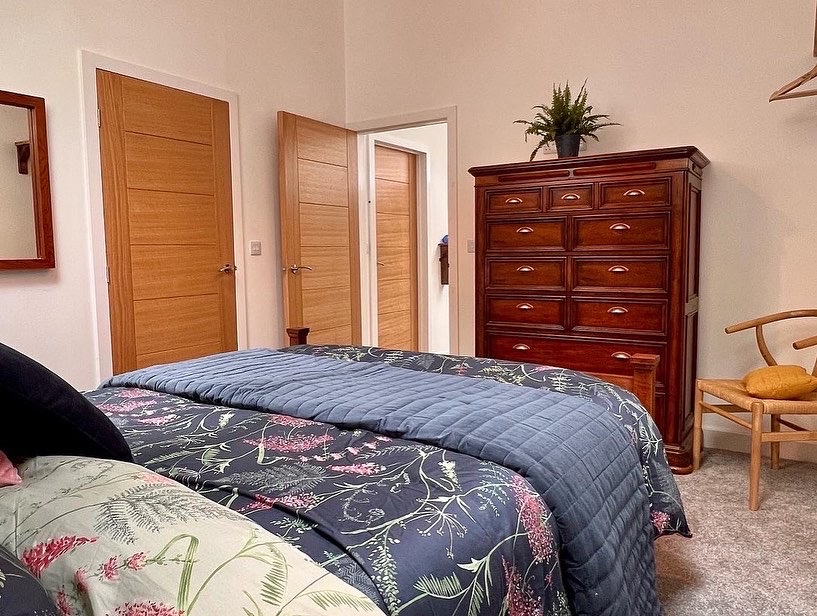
[656,449,817,615]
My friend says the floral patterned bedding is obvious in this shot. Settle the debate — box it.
[282,344,689,538]
[87,387,569,616]
[87,344,691,615]
[0,456,384,616]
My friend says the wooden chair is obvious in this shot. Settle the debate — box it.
[693,310,817,510]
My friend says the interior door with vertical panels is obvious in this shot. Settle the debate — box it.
[97,70,237,373]
[278,111,361,345]
[375,145,417,350]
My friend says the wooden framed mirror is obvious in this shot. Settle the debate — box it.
[0,89,54,269]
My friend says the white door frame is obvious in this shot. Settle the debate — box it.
[362,135,431,350]
[349,107,459,354]
[80,51,248,382]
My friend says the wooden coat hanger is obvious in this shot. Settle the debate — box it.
[770,3,817,101]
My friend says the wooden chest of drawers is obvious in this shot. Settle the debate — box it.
[469,147,709,472]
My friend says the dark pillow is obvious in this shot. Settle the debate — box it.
[0,342,132,462]
[0,544,59,616]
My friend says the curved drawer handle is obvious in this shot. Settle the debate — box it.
[504,197,523,204]
[607,265,630,273]
[623,189,646,197]
[516,226,534,234]
[607,306,629,315]
[516,303,534,310]
[611,352,632,360]
[561,193,581,201]
[512,343,531,351]
[609,223,631,231]
[516,265,535,273]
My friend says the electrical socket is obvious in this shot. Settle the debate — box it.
[250,240,262,256]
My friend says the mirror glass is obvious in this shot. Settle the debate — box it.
[0,89,54,269]
[0,105,36,259]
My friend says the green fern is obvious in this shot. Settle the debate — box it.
[308,590,379,611]
[467,577,485,616]
[259,549,288,607]
[413,573,463,598]
[514,80,619,160]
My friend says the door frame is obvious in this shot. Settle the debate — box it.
[80,51,248,382]
[362,135,428,350]
[349,107,459,354]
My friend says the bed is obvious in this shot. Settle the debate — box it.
[0,341,688,616]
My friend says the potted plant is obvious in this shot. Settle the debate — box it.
[514,81,619,160]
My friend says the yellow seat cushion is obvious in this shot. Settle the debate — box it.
[743,365,817,399]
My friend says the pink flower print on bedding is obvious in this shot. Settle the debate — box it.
[0,450,21,486]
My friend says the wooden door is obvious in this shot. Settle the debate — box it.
[375,145,418,350]
[277,111,361,344]
[98,70,237,373]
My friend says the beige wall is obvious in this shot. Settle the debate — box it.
[0,0,346,388]
[344,0,817,460]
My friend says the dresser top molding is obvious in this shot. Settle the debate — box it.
[468,146,710,185]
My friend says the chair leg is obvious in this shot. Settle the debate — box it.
[770,415,781,470]
[692,382,704,471]
[749,403,764,511]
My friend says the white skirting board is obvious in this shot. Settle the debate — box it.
[703,428,817,464]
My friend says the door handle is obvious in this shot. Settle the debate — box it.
[289,264,313,274]
[219,264,237,274]
[377,261,386,267]
[607,306,629,315]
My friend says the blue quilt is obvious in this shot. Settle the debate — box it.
[100,347,683,616]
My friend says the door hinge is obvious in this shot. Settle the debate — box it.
[105,266,110,283]
[97,108,101,128]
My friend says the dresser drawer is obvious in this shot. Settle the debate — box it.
[573,213,670,250]
[486,296,565,327]
[486,258,565,289]
[572,299,667,334]
[486,219,566,251]
[487,333,666,381]
[600,178,670,208]
[548,185,593,210]
[572,257,668,292]
[487,189,542,214]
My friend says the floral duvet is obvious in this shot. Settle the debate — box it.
[87,345,689,616]
[88,386,569,616]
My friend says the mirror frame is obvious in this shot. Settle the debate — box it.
[0,89,54,269]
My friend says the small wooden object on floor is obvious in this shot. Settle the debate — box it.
[286,327,310,346]
[694,310,817,510]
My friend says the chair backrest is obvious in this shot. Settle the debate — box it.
[725,310,817,375]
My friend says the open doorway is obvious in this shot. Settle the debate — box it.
[360,123,449,354]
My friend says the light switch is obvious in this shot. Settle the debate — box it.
[466,239,475,253]
[250,240,262,256]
